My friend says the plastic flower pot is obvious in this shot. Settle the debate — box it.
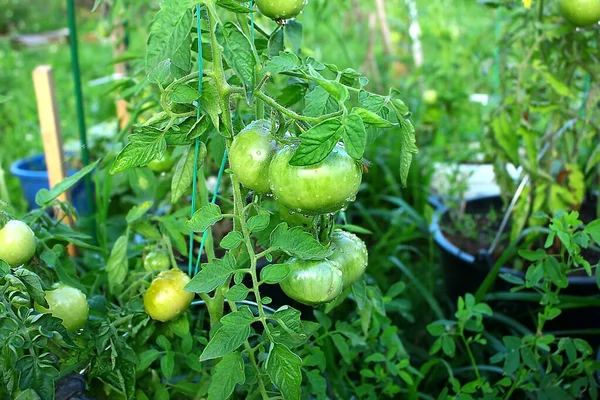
[10,154,90,213]
[432,195,600,340]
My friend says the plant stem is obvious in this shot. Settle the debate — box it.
[255,90,343,123]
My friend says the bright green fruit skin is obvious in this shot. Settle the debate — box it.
[148,153,176,172]
[269,145,362,216]
[35,284,89,332]
[229,120,278,194]
[144,251,170,272]
[0,220,36,267]
[559,0,600,27]
[278,203,315,229]
[256,0,306,20]
[329,230,368,290]
[144,269,194,322]
[422,89,438,105]
[280,258,343,306]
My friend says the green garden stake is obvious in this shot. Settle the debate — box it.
[66,0,95,234]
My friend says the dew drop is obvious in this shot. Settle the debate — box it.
[297,208,302,213]
[289,210,295,215]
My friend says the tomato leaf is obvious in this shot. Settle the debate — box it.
[352,107,393,128]
[216,22,256,102]
[207,352,246,400]
[220,231,244,250]
[15,355,57,399]
[106,235,129,294]
[397,116,418,187]
[137,350,160,372]
[260,263,290,284]
[226,284,249,302]
[265,343,302,400]
[160,352,175,379]
[159,216,188,255]
[359,90,386,113]
[146,0,193,77]
[289,119,342,166]
[0,259,9,277]
[247,214,271,233]
[303,86,339,118]
[342,113,367,160]
[267,29,284,58]
[308,65,348,103]
[126,201,153,224]
[14,269,47,308]
[584,220,600,247]
[270,223,332,260]
[284,20,303,54]
[264,52,300,75]
[171,147,198,204]
[168,83,199,103]
[185,253,237,294]
[186,204,223,232]
[216,0,253,13]
[200,307,254,361]
[35,160,99,206]
[111,127,167,174]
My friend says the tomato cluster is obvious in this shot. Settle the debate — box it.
[280,230,368,306]
[229,120,363,216]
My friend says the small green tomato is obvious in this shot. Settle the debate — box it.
[328,230,368,290]
[0,220,36,267]
[144,251,170,272]
[35,284,89,332]
[279,258,343,306]
[256,0,306,20]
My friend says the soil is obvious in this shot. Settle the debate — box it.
[440,195,599,273]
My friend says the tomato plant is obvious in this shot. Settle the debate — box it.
[34,283,89,332]
[0,220,36,267]
[269,144,363,215]
[558,0,600,27]
[328,230,368,290]
[144,269,194,322]
[279,258,343,305]
[229,120,278,194]
[256,0,306,21]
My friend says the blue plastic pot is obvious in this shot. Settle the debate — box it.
[10,154,89,213]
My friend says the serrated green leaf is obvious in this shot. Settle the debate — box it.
[207,352,246,400]
[270,223,332,260]
[186,204,223,232]
[216,0,253,13]
[185,253,237,294]
[35,160,99,206]
[289,119,342,166]
[264,52,300,74]
[111,127,167,174]
[303,86,339,118]
[126,201,153,224]
[172,147,202,204]
[266,343,302,400]
[200,308,254,361]
[260,263,290,284]
[160,352,175,379]
[226,284,249,301]
[216,22,256,103]
[220,231,244,249]
[352,107,392,128]
[342,114,366,160]
[106,235,129,294]
[247,214,270,233]
[169,83,199,103]
[137,349,160,372]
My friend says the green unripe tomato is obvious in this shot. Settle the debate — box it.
[0,220,36,267]
[422,89,438,105]
[558,0,600,27]
[148,152,176,172]
[144,269,194,322]
[229,120,278,194]
[279,258,343,306]
[144,251,170,272]
[269,145,362,215]
[35,284,89,332]
[328,230,368,290]
[278,203,315,229]
[256,0,306,20]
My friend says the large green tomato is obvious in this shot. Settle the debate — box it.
[144,269,194,322]
[279,258,343,306]
[144,251,170,272]
[256,0,306,20]
[269,145,362,215]
[0,220,36,267]
[559,0,600,27]
[35,284,89,332]
[328,230,368,290]
[229,120,278,194]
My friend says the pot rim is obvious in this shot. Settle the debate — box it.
[431,194,597,286]
[10,153,78,179]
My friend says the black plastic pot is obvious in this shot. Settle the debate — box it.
[432,195,600,338]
